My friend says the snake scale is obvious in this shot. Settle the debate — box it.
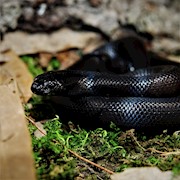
[31,37,180,131]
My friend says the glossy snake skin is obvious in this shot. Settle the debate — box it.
[31,37,180,130]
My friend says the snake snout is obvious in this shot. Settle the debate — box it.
[31,72,64,95]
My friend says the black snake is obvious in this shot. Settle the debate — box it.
[31,37,180,131]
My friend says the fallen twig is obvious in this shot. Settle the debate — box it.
[26,116,46,136]
[68,149,114,174]
[123,129,180,157]
[128,129,146,151]
[26,116,114,175]
[147,148,180,156]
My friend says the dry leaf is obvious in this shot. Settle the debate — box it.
[0,51,11,62]
[166,55,180,64]
[1,50,33,103]
[56,50,81,70]
[39,52,53,68]
[152,38,180,55]
[0,71,36,180]
[111,167,173,180]
[0,28,103,55]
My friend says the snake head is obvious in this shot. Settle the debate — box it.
[31,71,64,96]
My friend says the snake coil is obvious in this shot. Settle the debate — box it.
[31,65,180,130]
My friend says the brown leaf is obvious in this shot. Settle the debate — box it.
[39,52,53,68]
[1,50,33,103]
[166,55,180,64]
[0,28,103,55]
[56,50,81,70]
[0,71,36,180]
[152,38,180,55]
[0,51,11,62]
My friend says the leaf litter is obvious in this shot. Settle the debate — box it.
[0,69,36,180]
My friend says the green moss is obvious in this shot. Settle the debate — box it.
[47,58,60,71]
[21,56,44,77]
[173,162,180,176]
[21,55,60,77]
[28,115,180,179]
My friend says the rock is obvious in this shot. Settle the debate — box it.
[111,167,173,180]
[0,0,21,33]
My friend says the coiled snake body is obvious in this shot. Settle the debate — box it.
[31,38,180,131]
[31,66,180,130]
